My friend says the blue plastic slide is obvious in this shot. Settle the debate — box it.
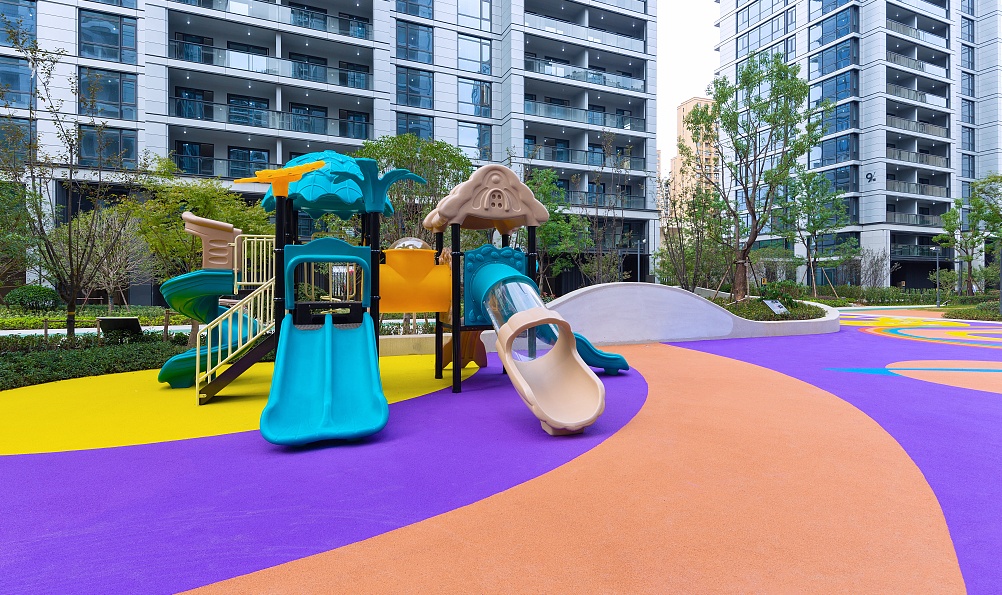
[260,313,388,445]
[157,269,252,389]
[572,333,630,375]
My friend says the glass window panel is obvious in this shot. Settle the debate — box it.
[457,78,490,117]
[457,34,490,74]
[396,112,434,139]
[396,21,433,63]
[396,67,433,109]
[396,0,432,19]
[0,56,32,109]
[79,10,138,64]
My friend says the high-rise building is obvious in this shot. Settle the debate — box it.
[716,0,992,288]
[670,96,718,198]
[0,0,657,292]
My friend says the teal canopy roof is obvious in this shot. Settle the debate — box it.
[261,151,392,220]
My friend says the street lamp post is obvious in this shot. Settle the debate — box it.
[932,246,941,307]
[638,238,647,282]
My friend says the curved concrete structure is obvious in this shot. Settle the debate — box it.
[544,283,839,344]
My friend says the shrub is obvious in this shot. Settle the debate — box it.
[759,280,806,309]
[711,297,826,321]
[4,285,62,311]
[0,342,188,390]
[943,306,1002,322]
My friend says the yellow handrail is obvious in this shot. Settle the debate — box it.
[233,234,275,294]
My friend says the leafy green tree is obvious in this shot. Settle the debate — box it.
[0,182,33,288]
[524,167,591,295]
[933,199,988,296]
[681,52,827,300]
[971,175,1002,315]
[657,171,730,292]
[776,168,855,297]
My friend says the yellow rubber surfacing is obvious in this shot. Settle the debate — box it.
[0,355,475,456]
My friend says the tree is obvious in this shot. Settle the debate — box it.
[0,182,33,288]
[776,168,855,297]
[85,205,156,311]
[576,131,631,286]
[523,167,591,295]
[859,248,899,290]
[681,52,827,300]
[656,169,730,292]
[970,175,1002,316]
[934,199,988,296]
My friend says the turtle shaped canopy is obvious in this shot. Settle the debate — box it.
[423,164,550,235]
[261,151,392,220]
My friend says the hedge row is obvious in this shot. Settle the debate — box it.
[712,298,827,321]
[1,331,188,355]
[943,306,1002,322]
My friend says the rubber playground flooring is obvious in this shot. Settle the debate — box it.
[2,313,1001,593]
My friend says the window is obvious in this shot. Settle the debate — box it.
[228,147,270,178]
[396,67,433,109]
[962,72,974,97]
[338,12,370,38]
[736,0,787,34]
[816,101,858,135]
[174,33,214,64]
[458,35,491,74]
[396,0,432,19]
[228,41,268,56]
[79,126,137,168]
[90,0,137,8]
[962,99,975,124]
[79,68,136,120]
[808,39,857,80]
[290,103,327,135]
[458,78,490,117]
[961,0,974,16]
[0,1,36,47]
[809,134,858,168]
[397,112,433,139]
[458,122,491,160]
[458,0,490,31]
[289,52,327,82]
[962,45,974,70]
[963,181,971,199]
[809,0,850,20]
[227,95,269,127]
[174,88,212,120]
[736,11,795,58]
[962,154,975,179]
[962,17,974,43]
[79,10,137,64]
[175,141,214,176]
[339,109,370,140]
[962,126,975,151]
[288,2,326,30]
[809,71,858,106]
[0,118,34,163]
[808,7,856,50]
[0,56,32,109]
[339,61,370,89]
[822,165,858,193]
[397,21,433,63]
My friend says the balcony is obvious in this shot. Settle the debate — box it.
[886,83,947,108]
[886,115,949,138]
[890,0,948,19]
[890,244,954,259]
[524,13,645,54]
[172,155,281,178]
[565,191,648,210]
[169,98,372,140]
[594,0,646,13]
[887,179,949,198]
[168,41,372,90]
[525,145,646,170]
[524,57,645,92]
[886,148,948,168]
[886,19,948,49]
[167,0,373,40]
[525,100,645,132]
[885,51,947,78]
[885,211,944,226]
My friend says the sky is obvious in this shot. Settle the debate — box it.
[656,2,720,174]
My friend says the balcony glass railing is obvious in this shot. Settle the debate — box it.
[886,51,948,78]
[169,98,372,139]
[886,148,948,168]
[886,19,948,49]
[890,244,954,259]
[887,83,948,107]
[525,145,646,170]
[886,211,944,226]
[891,0,948,19]
[525,100,645,131]
[167,0,373,39]
[172,155,281,178]
[169,41,372,89]
[887,179,949,198]
[594,0,646,13]
[524,57,645,92]
[524,13,645,53]
[565,191,648,210]
[886,115,949,138]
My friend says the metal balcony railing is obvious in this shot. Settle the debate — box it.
[887,179,949,198]
[167,0,373,40]
[524,13,646,53]
[890,244,954,259]
[169,98,372,139]
[169,41,372,90]
[886,115,949,138]
[887,83,948,108]
[886,51,948,78]
[524,145,646,170]
[886,147,949,168]
[885,211,944,227]
[524,57,645,92]
[565,191,648,210]
[524,100,645,131]
[172,155,281,178]
[892,0,948,19]
[594,0,646,13]
[886,19,948,49]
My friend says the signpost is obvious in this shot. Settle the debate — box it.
[762,299,790,315]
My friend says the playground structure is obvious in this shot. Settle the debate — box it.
[156,153,628,444]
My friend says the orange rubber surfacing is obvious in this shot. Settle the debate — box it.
[188,343,963,593]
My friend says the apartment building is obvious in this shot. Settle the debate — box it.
[670,96,718,197]
[716,0,998,288]
[0,0,657,291]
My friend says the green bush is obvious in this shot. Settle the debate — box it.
[711,298,826,321]
[0,342,188,390]
[4,285,62,311]
[759,281,807,309]
[975,300,1001,313]
[951,293,1000,306]
[0,331,189,355]
[943,306,1002,322]
[0,305,193,330]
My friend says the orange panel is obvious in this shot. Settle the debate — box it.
[380,249,452,313]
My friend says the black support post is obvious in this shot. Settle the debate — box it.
[501,233,510,248]
[434,230,444,379]
[527,226,538,359]
[369,212,381,351]
[451,223,462,393]
[273,196,287,345]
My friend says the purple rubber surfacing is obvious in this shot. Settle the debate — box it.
[674,326,1002,594]
[0,355,647,595]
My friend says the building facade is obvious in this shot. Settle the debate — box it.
[716,0,997,288]
[0,0,658,292]
[669,96,718,198]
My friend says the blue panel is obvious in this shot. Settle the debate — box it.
[462,244,526,326]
